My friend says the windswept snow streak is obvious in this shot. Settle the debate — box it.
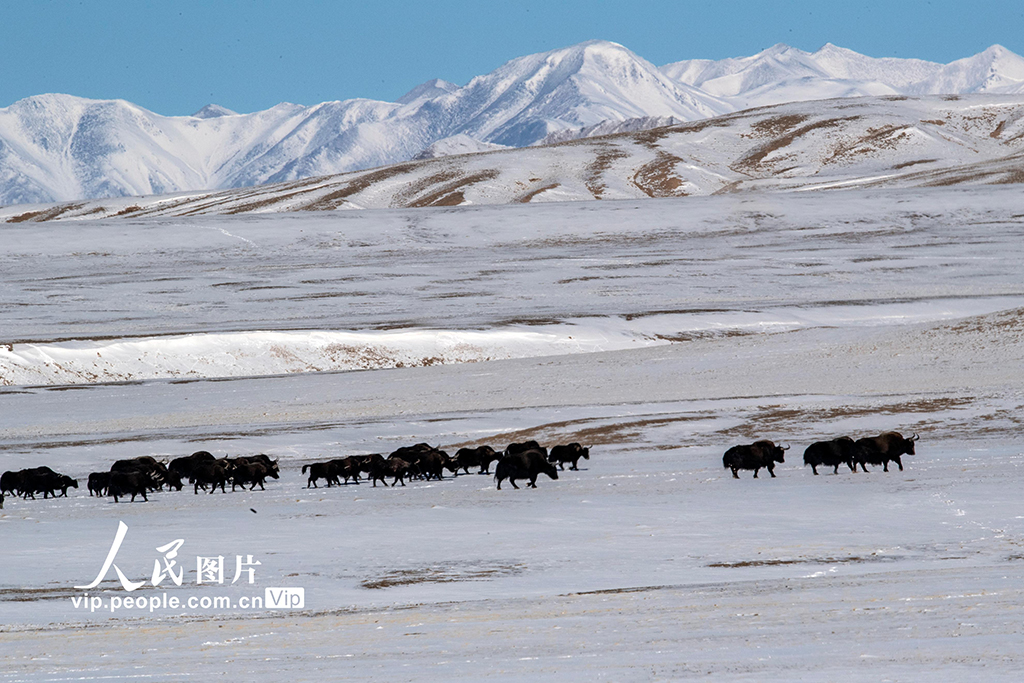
[3,297,1019,385]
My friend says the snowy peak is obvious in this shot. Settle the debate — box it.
[397,78,459,105]
[660,42,943,102]
[660,43,1024,107]
[454,40,729,146]
[192,104,238,118]
[907,44,1024,94]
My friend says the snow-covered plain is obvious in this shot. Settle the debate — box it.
[2,187,1024,680]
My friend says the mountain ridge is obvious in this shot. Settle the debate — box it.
[2,40,1023,206]
[5,92,1023,223]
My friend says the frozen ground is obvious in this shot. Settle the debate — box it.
[2,187,1024,680]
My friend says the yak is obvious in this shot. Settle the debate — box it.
[454,445,501,474]
[88,472,110,497]
[109,471,151,503]
[232,461,278,491]
[16,467,64,499]
[389,443,437,461]
[548,443,590,471]
[169,451,216,481]
[330,457,363,485]
[495,449,559,490]
[191,461,229,494]
[1,470,21,497]
[855,432,919,472]
[56,474,79,497]
[415,450,457,481]
[368,457,414,487]
[302,461,339,488]
[803,437,859,475]
[723,440,788,479]
[355,454,388,484]
[506,440,547,457]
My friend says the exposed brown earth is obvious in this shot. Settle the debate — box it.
[632,151,688,197]
[732,117,857,173]
[584,145,630,198]
[361,562,525,589]
[516,182,561,203]
[407,170,499,208]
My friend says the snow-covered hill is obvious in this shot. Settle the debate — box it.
[660,42,1024,109]
[6,93,1022,221]
[2,40,1024,206]
[0,41,725,206]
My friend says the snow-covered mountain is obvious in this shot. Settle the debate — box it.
[7,93,1023,222]
[2,40,1023,206]
[661,43,1024,109]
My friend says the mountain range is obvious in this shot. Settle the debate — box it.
[2,40,1023,207]
[5,91,1022,222]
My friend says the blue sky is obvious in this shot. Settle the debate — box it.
[4,0,1023,116]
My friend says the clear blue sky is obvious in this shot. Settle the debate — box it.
[4,0,1023,116]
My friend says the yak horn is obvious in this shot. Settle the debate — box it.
[910,433,920,441]
[781,444,790,451]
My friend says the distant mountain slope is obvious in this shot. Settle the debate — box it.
[1,40,1023,207]
[5,93,1021,222]
[660,43,1024,109]
[0,41,726,206]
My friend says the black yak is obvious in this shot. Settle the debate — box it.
[803,437,859,475]
[454,446,501,474]
[723,440,788,479]
[495,449,559,490]
[548,443,590,471]
[855,432,919,472]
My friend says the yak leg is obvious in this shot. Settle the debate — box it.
[731,467,739,479]
[753,468,759,478]
[895,457,903,471]
[510,478,520,490]
[812,465,819,475]
[882,462,889,472]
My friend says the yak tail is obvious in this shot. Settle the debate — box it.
[301,464,309,474]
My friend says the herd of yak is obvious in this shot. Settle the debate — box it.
[0,440,591,505]
[723,431,920,479]
[0,431,918,507]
